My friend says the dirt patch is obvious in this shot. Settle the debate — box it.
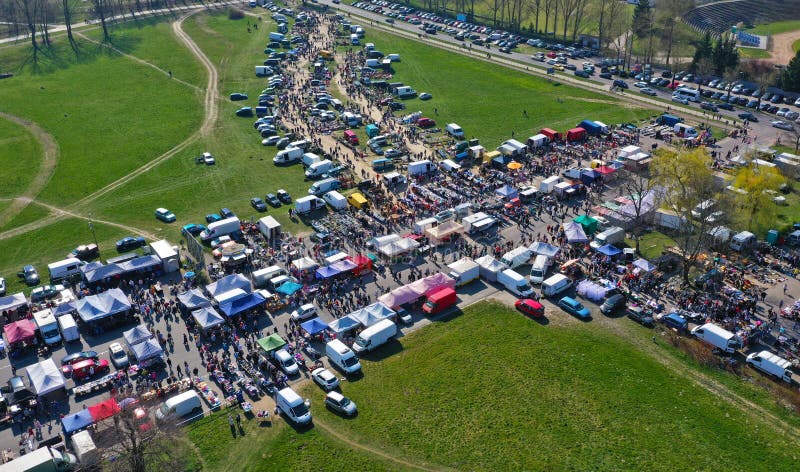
[769,30,800,64]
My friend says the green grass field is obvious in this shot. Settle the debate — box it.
[794,38,800,53]
[187,301,800,470]
[739,47,772,59]
[0,117,43,199]
[746,20,800,35]
[626,230,677,259]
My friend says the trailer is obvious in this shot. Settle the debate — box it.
[447,258,480,286]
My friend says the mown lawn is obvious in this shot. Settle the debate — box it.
[0,37,201,205]
[627,230,678,259]
[0,204,52,233]
[739,47,772,59]
[361,31,654,147]
[0,117,42,199]
[187,410,407,471]
[0,218,130,296]
[746,20,800,35]
[83,15,207,88]
[294,301,800,471]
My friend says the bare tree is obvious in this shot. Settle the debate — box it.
[92,0,111,41]
[13,0,39,58]
[617,169,660,255]
[61,0,76,47]
[571,0,588,42]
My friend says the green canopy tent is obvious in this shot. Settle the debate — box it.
[573,214,598,235]
[257,333,287,353]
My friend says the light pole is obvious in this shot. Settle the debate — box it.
[88,216,101,262]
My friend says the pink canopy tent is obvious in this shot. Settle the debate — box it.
[88,398,121,422]
[4,319,36,345]
[378,272,455,307]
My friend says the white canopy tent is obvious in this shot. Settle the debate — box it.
[206,274,251,298]
[378,238,419,257]
[291,257,319,272]
[27,359,66,395]
[192,306,225,330]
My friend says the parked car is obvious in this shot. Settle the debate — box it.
[639,87,656,96]
[109,342,129,368]
[66,359,110,381]
[325,391,357,416]
[205,213,222,223]
[30,284,65,303]
[515,299,544,318]
[671,94,689,105]
[262,135,282,146]
[419,92,433,100]
[265,193,282,207]
[417,117,436,128]
[236,107,254,117]
[182,224,206,236]
[250,197,267,212]
[115,236,146,253]
[230,93,248,101]
[700,102,718,112]
[61,351,99,366]
[626,306,655,327]
[154,208,176,223]
[600,294,626,315]
[18,265,40,286]
[660,312,688,331]
[277,189,292,203]
[558,296,591,319]
[220,208,236,218]
[772,120,794,131]
[612,79,628,89]
[738,112,758,122]
[70,244,99,261]
[0,277,5,296]
[201,152,215,165]
[311,367,340,391]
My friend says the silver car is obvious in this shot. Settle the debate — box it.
[325,391,357,416]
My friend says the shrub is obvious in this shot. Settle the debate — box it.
[228,8,245,20]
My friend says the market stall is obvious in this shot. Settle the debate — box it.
[315,265,342,280]
[346,255,373,276]
[130,338,164,362]
[88,398,120,422]
[0,292,27,314]
[291,257,319,272]
[256,333,287,353]
[192,306,225,331]
[3,319,36,349]
[331,259,357,274]
[573,215,598,235]
[26,359,66,396]
[123,325,152,350]
[348,302,396,327]
[327,316,361,335]
[300,318,329,336]
[425,220,464,244]
[563,221,588,243]
[76,289,132,324]
[476,255,506,282]
[206,274,252,303]
[177,289,212,311]
[61,409,94,435]
[218,292,266,317]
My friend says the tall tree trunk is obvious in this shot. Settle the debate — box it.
[62,0,76,46]
[16,0,39,57]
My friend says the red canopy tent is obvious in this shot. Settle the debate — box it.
[4,319,36,346]
[88,398,121,422]
[347,255,373,277]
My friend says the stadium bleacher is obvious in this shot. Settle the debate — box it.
[683,0,800,36]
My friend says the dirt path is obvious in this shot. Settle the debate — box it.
[74,31,203,93]
[0,112,59,227]
[769,30,800,64]
[69,10,218,210]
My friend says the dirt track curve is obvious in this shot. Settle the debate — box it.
[69,9,218,210]
[769,30,800,65]
[0,112,59,227]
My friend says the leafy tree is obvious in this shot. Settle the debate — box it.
[780,49,800,93]
[690,31,713,70]
[732,162,786,232]
[711,35,739,75]
[632,0,652,39]
[651,147,723,283]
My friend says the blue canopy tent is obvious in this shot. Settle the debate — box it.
[597,244,622,257]
[62,409,94,435]
[83,263,124,284]
[300,317,329,335]
[219,292,266,317]
[276,282,303,296]
[120,255,161,272]
[495,184,518,199]
[76,288,132,323]
[315,265,342,279]
[130,338,164,362]
[580,169,598,185]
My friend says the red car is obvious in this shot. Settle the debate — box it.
[64,359,110,382]
[515,299,545,318]
[417,117,436,128]
[666,82,682,90]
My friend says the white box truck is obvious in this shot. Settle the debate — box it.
[149,239,180,273]
[730,231,756,252]
[273,146,303,165]
[252,266,287,288]
[691,323,741,353]
[200,217,241,242]
[746,350,794,383]
[462,212,489,233]
[407,160,433,176]
[500,247,533,269]
[302,152,322,168]
[529,254,552,285]
[0,447,76,472]
[323,190,348,211]
[539,176,560,194]
[47,258,84,282]
[155,390,202,420]
[498,269,534,297]
[447,258,480,287]
[325,339,362,374]
[33,309,61,345]
[295,195,325,214]
[541,274,572,297]
[590,226,625,250]
[57,314,79,343]
[276,387,312,424]
[352,319,397,354]
[413,217,438,234]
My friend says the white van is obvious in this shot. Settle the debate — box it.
[33,309,61,345]
[529,255,551,285]
[302,152,322,168]
[323,190,348,211]
[305,159,333,178]
[272,348,300,375]
[352,319,397,354]
[252,266,286,288]
[498,269,534,297]
[746,350,794,383]
[309,178,341,196]
[445,123,464,139]
[47,258,84,282]
[155,391,202,420]
[541,274,572,297]
[730,231,756,251]
[590,226,625,250]
[691,323,741,353]
[276,387,312,424]
[58,314,80,342]
[326,339,362,374]
[500,247,533,269]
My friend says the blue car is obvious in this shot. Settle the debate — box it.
[661,312,688,331]
[220,208,236,218]
[116,236,146,253]
[558,296,591,319]
[205,213,222,223]
[182,224,207,236]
